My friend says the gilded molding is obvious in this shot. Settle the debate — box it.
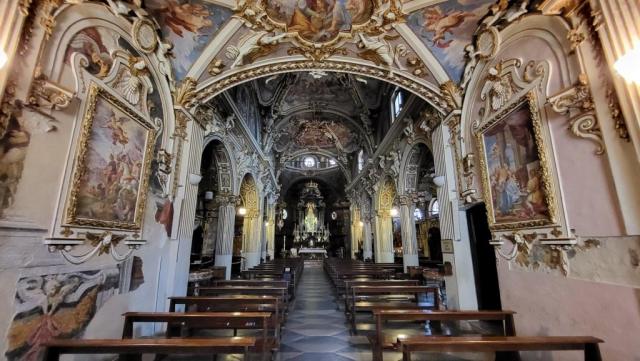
[191,61,450,112]
[173,77,198,108]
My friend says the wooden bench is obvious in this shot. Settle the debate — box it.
[342,280,420,311]
[196,286,289,308]
[168,296,284,335]
[370,310,516,361]
[122,311,276,359]
[398,335,603,361]
[42,337,256,361]
[349,286,440,334]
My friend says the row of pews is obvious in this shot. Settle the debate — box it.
[43,258,304,361]
[324,258,604,361]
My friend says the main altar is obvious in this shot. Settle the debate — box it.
[292,181,330,258]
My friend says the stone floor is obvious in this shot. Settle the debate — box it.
[274,262,489,361]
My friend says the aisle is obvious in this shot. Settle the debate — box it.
[277,262,370,361]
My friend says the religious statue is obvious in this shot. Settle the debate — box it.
[304,202,318,233]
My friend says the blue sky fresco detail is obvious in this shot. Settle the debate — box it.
[407,0,493,83]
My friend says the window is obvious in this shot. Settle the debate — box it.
[392,90,404,120]
[303,156,316,168]
[328,158,337,166]
[357,150,364,172]
[413,208,423,221]
[429,199,439,217]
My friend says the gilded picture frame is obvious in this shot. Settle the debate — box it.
[475,91,557,230]
[65,83,156,230]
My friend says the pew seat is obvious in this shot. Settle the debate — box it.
[42,337,256,361]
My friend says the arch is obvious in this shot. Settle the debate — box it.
[239,173,260,215]
[188,61,452,116]
[375,177,397,214]
[398,141,433,195]
[203,135,237,195]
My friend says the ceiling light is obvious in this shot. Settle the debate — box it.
[0,49,7,69]
[614,45,640,83]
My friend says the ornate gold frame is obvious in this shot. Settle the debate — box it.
[65,83,156,230]
[475,91,558,231]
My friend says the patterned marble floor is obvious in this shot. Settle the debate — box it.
[274,262,490,361]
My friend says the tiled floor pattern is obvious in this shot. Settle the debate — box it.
[275,263,490,361]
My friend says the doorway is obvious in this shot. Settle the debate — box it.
[467,203,502,310]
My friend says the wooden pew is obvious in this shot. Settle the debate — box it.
[42,337,256,361]
[348,286,440,334]
[370,310,516,361]
[397,335,603,361]
[168,296,284,336]
[196,286,289,308]
[342,280,420,311]
[121,311,276,360]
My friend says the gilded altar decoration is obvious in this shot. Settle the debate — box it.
[65,84,156,230]
[476,92,557,230]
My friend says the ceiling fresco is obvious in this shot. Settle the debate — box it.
[264,0,375,43]
[273,116,359,153]
[147,0,233,80]
[406,0,494,82]
[279,72,383,115]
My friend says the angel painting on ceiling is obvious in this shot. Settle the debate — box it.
[407,0,494,82]
[266,0,373,43]
[147,0,232,79]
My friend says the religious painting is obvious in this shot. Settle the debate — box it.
[65,84,156,230]
[406,0,493,82]
[476,93,556,230]
[274,116,359,153]
[265,0,375,43]
[5,268,120,361]
[147,0,233,79]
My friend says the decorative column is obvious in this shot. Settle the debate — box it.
[265,201,276,260]
[362,216,373,260]
[243,209,261,269]
[375,210,394,263]
[432,121,477,310]
[214,195,236,279]
[399,195,419,271]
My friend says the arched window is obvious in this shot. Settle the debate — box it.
[413,208,423,221]
[429,199,439,217]
[392,89,404,121]
[303,156,316,168]
[328,158,337,166]
[357,150,364,172]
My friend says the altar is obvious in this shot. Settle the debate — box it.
[298,247,328,258]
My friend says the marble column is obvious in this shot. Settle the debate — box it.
[399,195,419,271]
[214,195,236,279]
[201,208,218,257]
[375,211,394,263]
[266,203,276,260]
[362,217,373,260]
[242,211,257,270]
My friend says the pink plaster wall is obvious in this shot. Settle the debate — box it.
[498,260,640,360]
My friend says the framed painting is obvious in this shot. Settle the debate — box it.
[65,83,156,230]
[476,91,557,230]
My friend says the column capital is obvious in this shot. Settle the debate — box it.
[215,194,237,206]
[398,194,416,206]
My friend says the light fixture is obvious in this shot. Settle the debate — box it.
[188,173,202,185]
[264,221,269,226]
[238,207,247,216]
[358,221,364,227]
[389,207,399,217]
[614,45,640,83]
[0,49,7,69]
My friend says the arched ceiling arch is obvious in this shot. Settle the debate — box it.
[145,0,500,111]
